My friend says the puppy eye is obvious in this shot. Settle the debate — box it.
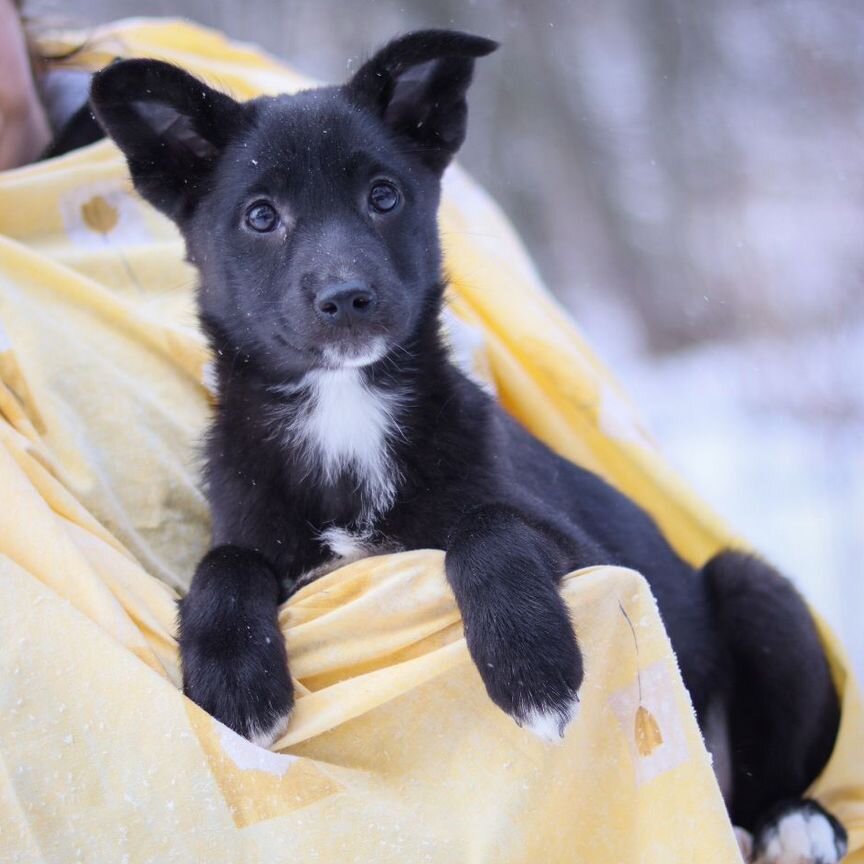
[245,201,279,232]
[368,182,400,214]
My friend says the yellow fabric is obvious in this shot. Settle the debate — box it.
[0,18,860,863]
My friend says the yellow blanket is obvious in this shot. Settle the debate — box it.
[0,19,860,863]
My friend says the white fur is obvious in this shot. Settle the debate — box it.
[292,528,399,590]
[321,336,387,369]
[248,708,293,750]
[516,693,581,743]
[280,367,404,521]
[320,526,373,561]
[754,808,843,864]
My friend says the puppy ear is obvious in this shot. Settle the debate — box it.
[89,59,245,219]
[346,30,498,173]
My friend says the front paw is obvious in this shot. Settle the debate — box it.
[181,633,294,747]
[467,608,583,742]
[513,689,582,743]
[179,546,294,746]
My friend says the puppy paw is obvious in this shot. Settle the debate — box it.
[751,799,847,864]
[468,612,583,743]
[181,631,295,746]
[179,546,294,746]
[248,705,294,749]
[182,636,295,746]
[513,691,581,742]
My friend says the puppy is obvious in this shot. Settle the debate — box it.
[90,31,847,862]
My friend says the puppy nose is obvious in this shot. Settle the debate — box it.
[315,281,377,325]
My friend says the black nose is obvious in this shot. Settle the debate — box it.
[315,282,377,326]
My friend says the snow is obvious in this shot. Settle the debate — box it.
[590,313,864,684]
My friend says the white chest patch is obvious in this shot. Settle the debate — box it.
[282,368,403,520]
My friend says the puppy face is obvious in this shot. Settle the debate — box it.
[90,31,497,379]
[187,89,442,374]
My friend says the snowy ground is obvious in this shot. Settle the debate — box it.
[588,313,864,683]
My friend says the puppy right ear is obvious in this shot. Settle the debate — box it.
[346,30,498,174]
[89,59,245,220]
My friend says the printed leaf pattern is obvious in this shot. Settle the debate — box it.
[81,195,119,235]
[635,705,663,756]
[619,600,666,759]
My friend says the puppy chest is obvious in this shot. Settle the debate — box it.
[285,368,403,518]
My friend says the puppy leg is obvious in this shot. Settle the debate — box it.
[446,504,589,741]
[178,545,294,746]
[705,551,845,854]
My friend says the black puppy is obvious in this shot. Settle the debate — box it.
[90,31,847,863]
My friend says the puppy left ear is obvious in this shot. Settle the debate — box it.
[90,59,245,220]
[346,29,498,174]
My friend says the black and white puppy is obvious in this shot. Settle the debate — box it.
[90,31,847,863]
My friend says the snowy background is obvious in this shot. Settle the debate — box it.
[41,0,864,680]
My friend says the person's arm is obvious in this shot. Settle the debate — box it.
[0,0,51,170]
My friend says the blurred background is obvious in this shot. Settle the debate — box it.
[33,0,864,679]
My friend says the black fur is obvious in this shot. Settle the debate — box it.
[704,552,844,831]
[90,30,844,850]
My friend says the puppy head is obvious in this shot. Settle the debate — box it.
[89,31,497,379]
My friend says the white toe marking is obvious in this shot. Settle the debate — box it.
[248,709,293,750]
[804,813,843,863]
[517,693,581,743]
[755,808,843,864]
